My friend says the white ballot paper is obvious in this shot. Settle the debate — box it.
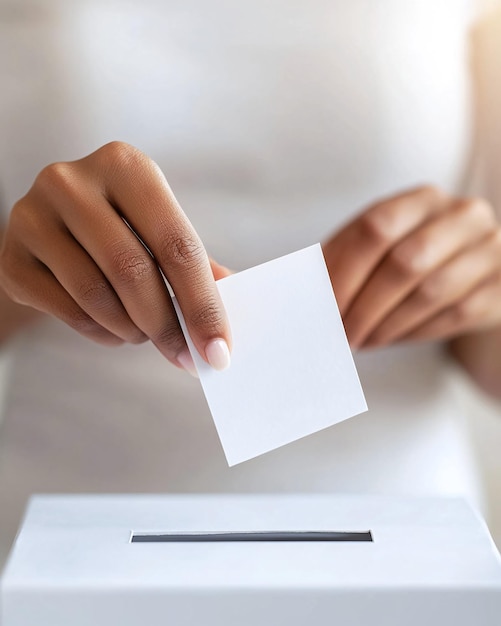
[174,244,367,466]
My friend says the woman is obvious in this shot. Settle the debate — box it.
[0,0,500,563]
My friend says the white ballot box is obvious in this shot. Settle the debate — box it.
[1,495,501,625]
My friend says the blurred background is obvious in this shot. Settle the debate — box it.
[0,0,500,565]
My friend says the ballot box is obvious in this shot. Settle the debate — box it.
[2,495,501,625]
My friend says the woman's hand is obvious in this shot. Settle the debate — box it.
[0,142,232,374]
[323,186,501,349]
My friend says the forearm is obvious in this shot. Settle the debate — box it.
[448,328,501,400]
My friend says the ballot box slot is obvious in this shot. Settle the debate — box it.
[131,530,373,543]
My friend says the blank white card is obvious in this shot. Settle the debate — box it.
[176,244,367,466]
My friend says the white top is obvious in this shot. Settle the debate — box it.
[0,0,493,558]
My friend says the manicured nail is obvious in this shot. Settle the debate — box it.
[205,338,231,371]
[177,348,198,378]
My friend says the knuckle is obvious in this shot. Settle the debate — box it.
[357,210,395,246]
[76,276,111,307]
[460,197,496,225]
[110,247,154,287]
[9,198,33,229]
[98,141,144,175]
[161,231,204,272]
[0,251,28,304]
[99,140,132,161]
[35,161,75,196]
[9,198,56,249]
[414,276,444,305]
[386,243,423,278]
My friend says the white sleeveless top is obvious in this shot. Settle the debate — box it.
[0,0,488,557]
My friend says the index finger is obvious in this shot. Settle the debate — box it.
[97,142,232,369]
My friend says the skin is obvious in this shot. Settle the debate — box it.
[0,142,232,372]
[1,163,500,398]
[323,186,501,399]
[0,273,41,343]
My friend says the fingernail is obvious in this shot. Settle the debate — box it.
[205,338,231,371]
[177,348,198,378]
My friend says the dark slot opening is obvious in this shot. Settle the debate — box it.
[131,530,373,543]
